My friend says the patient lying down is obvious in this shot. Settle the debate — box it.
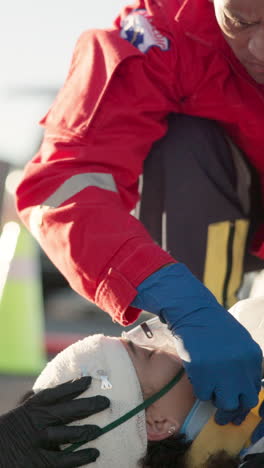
[28,297,264,468]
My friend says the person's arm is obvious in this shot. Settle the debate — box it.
[0,377,109,468]
[15,2,261,426]
[16,4,179,326]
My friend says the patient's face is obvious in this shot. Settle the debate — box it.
[121,339,196,440]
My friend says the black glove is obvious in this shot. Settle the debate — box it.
[242,453,264,467]
[0,376,110,468]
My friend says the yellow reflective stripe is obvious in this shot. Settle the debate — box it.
[203,221,230,305]
[43,173,117,208]
[203,220,249,308]
[226,219,249,307]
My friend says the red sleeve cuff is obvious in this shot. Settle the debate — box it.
[96,244,175,325]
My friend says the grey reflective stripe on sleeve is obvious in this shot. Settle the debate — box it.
[43,173,117,208]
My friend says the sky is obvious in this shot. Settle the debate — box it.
[0,0,129,165]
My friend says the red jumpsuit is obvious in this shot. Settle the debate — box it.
[16,0,264,325]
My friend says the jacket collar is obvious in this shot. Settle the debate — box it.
[174,0,225,49]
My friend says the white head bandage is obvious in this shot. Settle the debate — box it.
[34,335,147,468]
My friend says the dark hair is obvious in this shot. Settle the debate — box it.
[140,437,240,468]
[205,450,240,468]
[139,434,191,468]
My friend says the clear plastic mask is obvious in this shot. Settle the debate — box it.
[122,316,177,355]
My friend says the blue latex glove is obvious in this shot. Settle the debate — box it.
[131,263,262,425]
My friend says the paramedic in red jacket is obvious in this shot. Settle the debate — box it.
[16,0,264,426]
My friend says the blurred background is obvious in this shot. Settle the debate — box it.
[0,0,152,413]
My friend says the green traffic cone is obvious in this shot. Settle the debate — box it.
[0,222,46,375]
